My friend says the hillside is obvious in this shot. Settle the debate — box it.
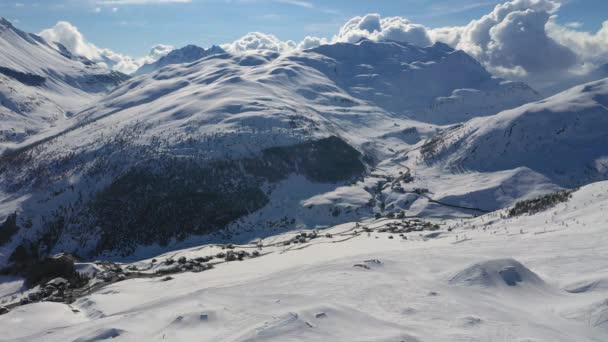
[420,78,608,187]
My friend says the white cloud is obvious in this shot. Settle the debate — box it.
[547,18,608,71]
[424,0,608,91]
[429,26,463,47]
[437,0,577,78]
[222,32,297,53]
[39,21,173,74]
[333,14,433,47]
[297,36,328,50]
[222,13,432,55]
[39,21,101,61]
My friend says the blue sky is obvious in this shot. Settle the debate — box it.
[2,0,607,57]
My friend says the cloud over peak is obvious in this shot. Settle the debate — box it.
[222,32,297,53]
[38,0,608,93]
[39,21,173,74]
[333,14,433,47]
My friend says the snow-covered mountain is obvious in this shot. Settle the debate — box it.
[0,18,128,150]
[307,40,540,124]
[421,77,608,187]
[134,45,225,75]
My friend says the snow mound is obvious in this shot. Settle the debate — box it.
[73,328,127,342]
[234,306,420,342]
[449,258,545,289]
[565,277,608,294]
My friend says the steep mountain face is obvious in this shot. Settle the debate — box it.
[0,36,548,265]
[307,40,540,124]
[421,78,608,187]
[0,18,128,150]
[134,45,225,75]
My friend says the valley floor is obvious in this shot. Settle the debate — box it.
[1,182,607,341]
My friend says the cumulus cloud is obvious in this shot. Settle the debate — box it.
[333,14,433,47]
[428,26,463,47]
[547,18,608,72]
[424,0,608,91]
[437,0,577,79]
[297,36,328,50]
[222,13,432,55]
[488,9,576,74]
[40,21,101,61]
[39,21,173,74]
[222,32,297,53]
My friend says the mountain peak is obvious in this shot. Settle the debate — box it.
[431,41,454,52]
[0,17,13,29]
[134,44,226,75]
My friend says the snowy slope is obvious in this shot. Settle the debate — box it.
[420,78,608,187]
[1,181,607,341]
[134,45,225,75]
[0,18,128,149]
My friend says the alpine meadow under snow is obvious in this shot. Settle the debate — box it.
[0,1,607,340]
